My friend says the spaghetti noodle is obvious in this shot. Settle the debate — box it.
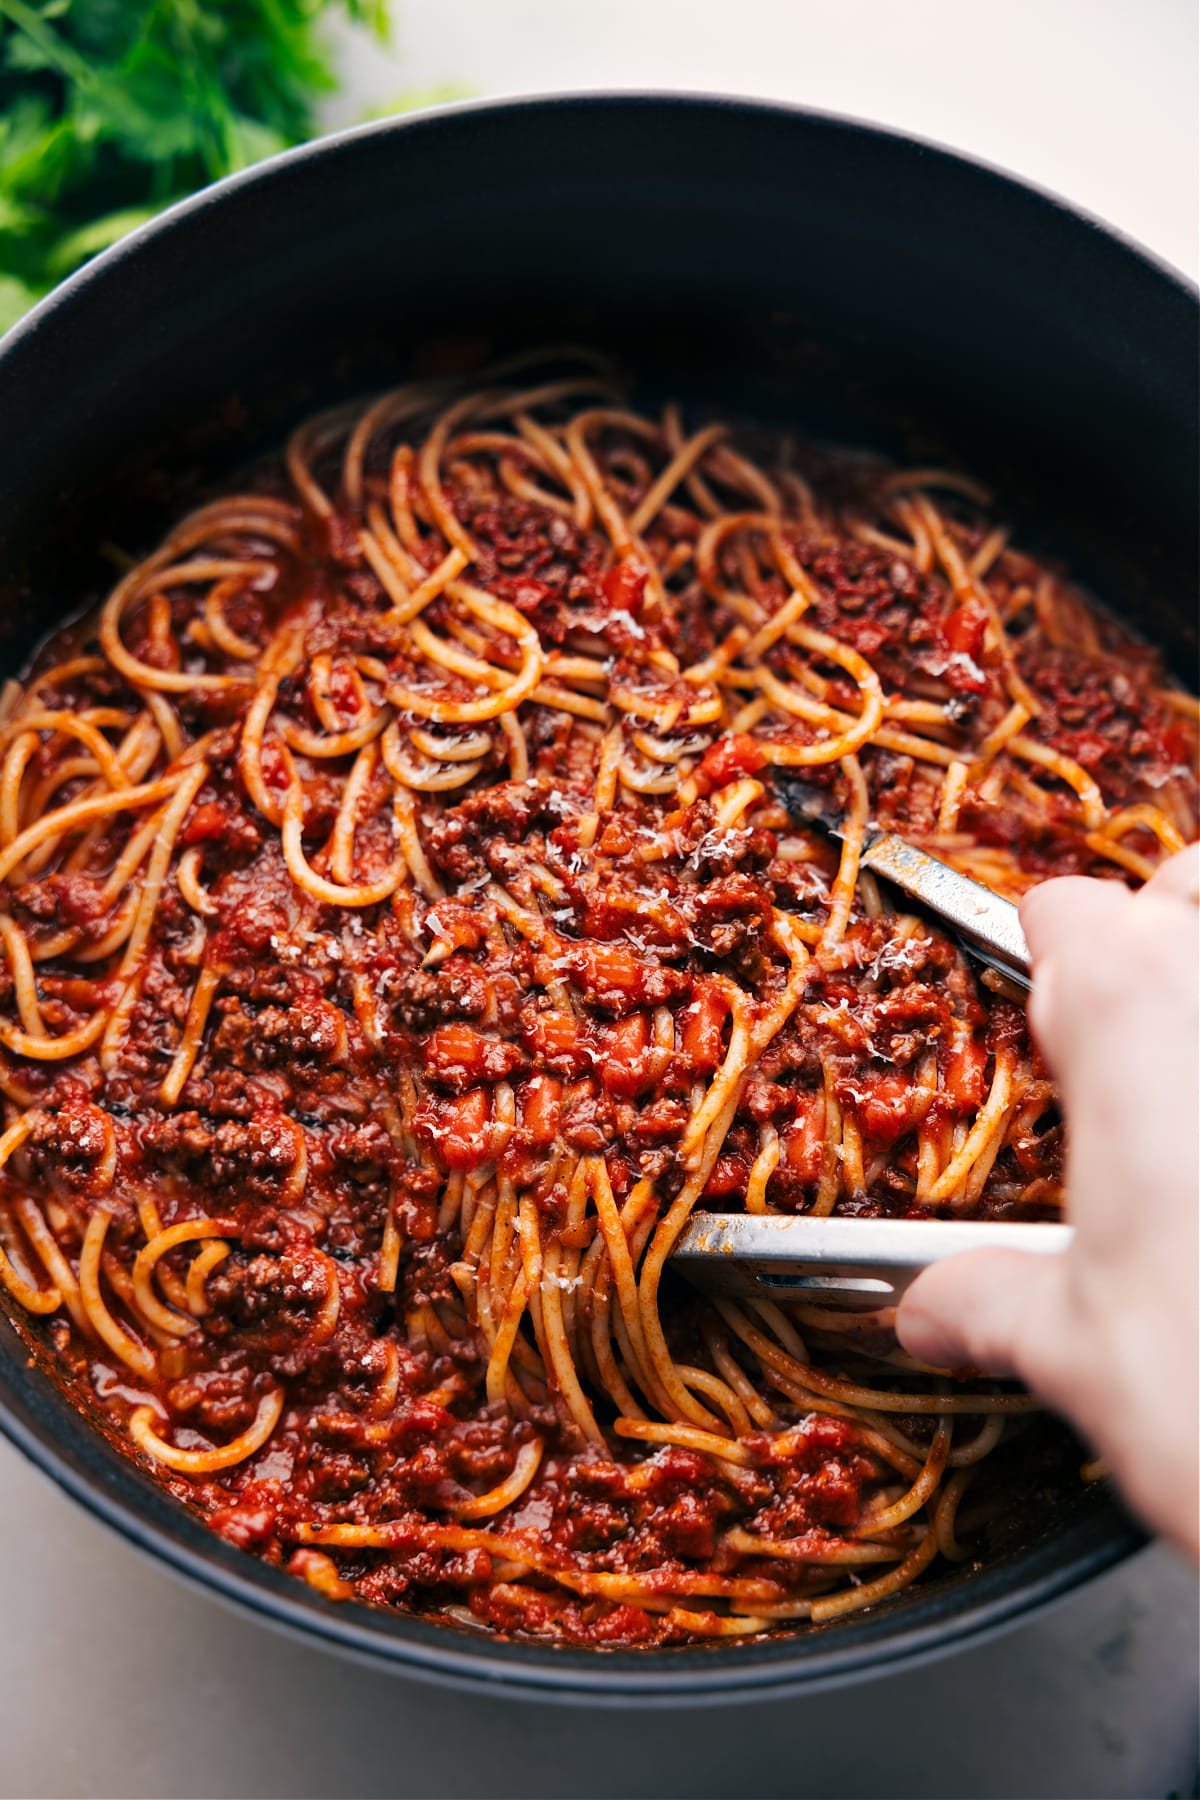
[0,356,1194,1647]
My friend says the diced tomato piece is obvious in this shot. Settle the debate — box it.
[783,1091,826,1184]
[568,941,643,1009]
[944,1036,987,1111]
[181,801,230,845]
[424,1024,522,1091]
[522,1009,579,1059]
[602,557,649,614]
[695,733,766,794]
[941,599,988,662]
[600,1012,651,1098]
[424,1023,491,1087]
[679,982,727,1074]
[433,1087,491,1169]
[702,1152,749,1198]
[521,1073,563,1146]
[850,1068,913,1143]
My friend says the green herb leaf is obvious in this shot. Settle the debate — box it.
[0,0,390,323]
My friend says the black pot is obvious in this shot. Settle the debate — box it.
[0,94,1192,1702]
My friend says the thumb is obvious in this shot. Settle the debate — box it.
[896,1248,1066,1381]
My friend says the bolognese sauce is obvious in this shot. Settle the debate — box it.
[0,355,1194,1645]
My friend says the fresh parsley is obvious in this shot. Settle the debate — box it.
[0,0,389,330]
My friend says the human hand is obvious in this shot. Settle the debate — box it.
[896,845,1199,1557]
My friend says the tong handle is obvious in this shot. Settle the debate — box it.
[863,834,1031,990]
[671,1214,1072,1308]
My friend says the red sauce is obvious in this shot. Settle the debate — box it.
[0,388,1194,1650]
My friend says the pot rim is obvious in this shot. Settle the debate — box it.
[1,88,1194,372]
[0,1377,1142,1703]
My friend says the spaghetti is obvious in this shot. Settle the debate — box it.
[0,356,1194,1647]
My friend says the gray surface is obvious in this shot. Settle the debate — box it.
[3,6,1198,1798]
[0,1436,1196,1799]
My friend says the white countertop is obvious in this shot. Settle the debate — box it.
[2,4,1197,1795]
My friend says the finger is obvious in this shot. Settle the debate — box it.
[1141,842,1200,908]
[1019,879,1133,1077]
[1019,874,1131,969]
[896,1248,1066,1382]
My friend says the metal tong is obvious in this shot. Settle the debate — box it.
[775,774,1031,990]
[668,783,1048,1302]
[671,1213,1073,1308]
